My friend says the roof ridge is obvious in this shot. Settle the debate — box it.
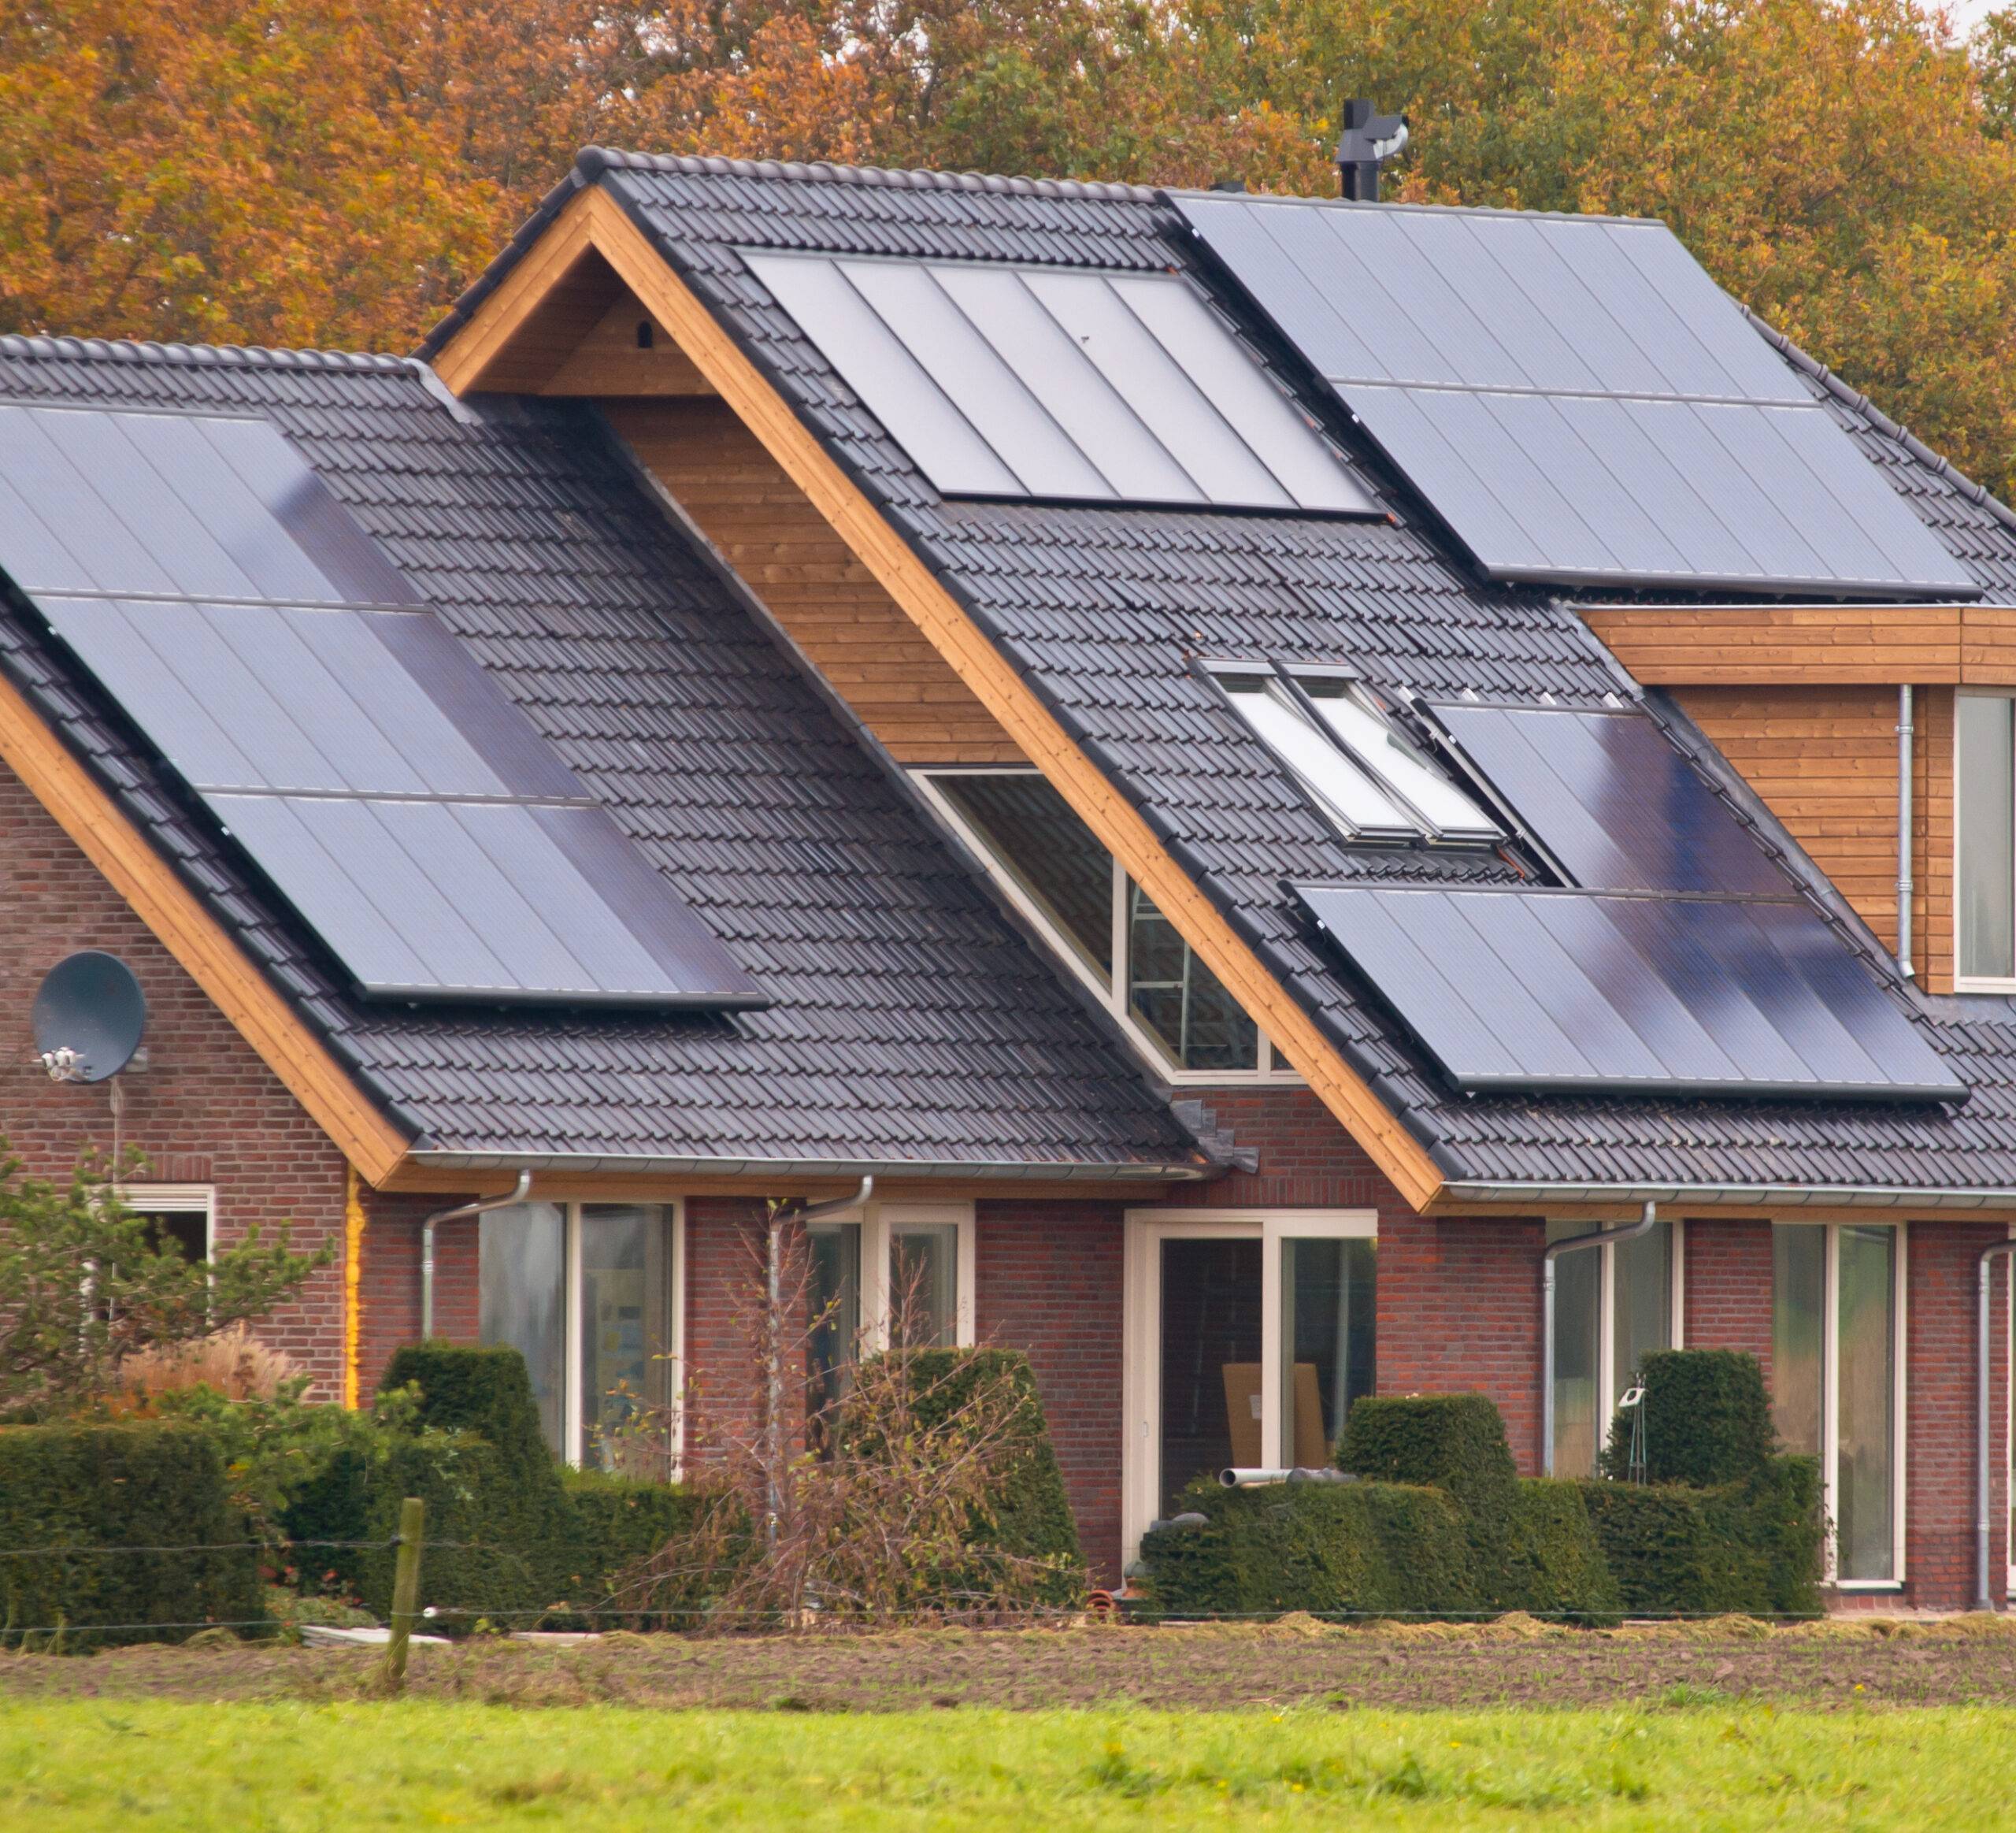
[0,332,410,373]
[576,143,1161,202]
[1740,304,2016,539]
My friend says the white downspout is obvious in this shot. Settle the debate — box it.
[1977,1239,2014,1609]
[420,1171,532,1339]
[1542,1202,1658,1477]
[1898,684,1915,980]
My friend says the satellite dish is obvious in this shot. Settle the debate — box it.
[32,951,146,1083]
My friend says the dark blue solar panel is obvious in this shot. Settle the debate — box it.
[1432,703,1786,896]
[0,406,764,1011]
[1173,193,1980,598]
[1293,883,1962,1103]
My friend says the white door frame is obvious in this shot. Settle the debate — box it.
[1121,1207,1376,1567]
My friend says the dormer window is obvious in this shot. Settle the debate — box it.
[1211,666,1503,846]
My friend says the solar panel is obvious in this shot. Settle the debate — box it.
[1293,883,1963,1103]
[1431,703,1785,895]
[743,251,1377,515]
[0,406,765,1011]
[1174,195,1979,597]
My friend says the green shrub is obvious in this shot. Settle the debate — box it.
[1337,1393,1519,1518]
[1579,1455,1821,1617]
[1603,1349,1773,1487]
[1495,1479,1623,1624]
[1140,1477,1476,1620]
[0,1421,264,1648]
[380,1344,550,1488]
[557,1469,732,1627]
[884,1348,1080,1570]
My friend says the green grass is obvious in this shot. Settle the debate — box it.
[4,1700,2015,1827]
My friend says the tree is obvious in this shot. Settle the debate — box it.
[0,1145,327,1417]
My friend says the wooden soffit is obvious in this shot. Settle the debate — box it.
[428,185,1449,1212]
[0,670,411,1184]
[1581,602,2016,686]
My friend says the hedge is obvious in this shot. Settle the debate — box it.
[1581,1455,1822,1617]
[1338,1393,1519,1519]
[1140,1478,1477,1619]
[1603,1349,1774,1487]
[0,1421,264,1649]
[1496,1479,1624,1623]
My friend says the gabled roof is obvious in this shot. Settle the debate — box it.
[425,148,2016,1200]
[0,333,1206,1180]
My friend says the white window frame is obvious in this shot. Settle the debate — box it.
[114,1183,215,1259]
[1955,687,2016,993]
[813,1198,976,1354]
[913,767,1301,1086]
[486,1198,686,1472]
[1776,1219,1910,1590]
[1121,1207,1376,1564]
[1548,1216,1687,1477]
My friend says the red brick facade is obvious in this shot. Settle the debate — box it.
[0,766,351,1395]
[6,754,2011,1608]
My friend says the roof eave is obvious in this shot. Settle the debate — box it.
[404,1148,1216,1183]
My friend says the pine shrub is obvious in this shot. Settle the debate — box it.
[1603,1349,1773,1486]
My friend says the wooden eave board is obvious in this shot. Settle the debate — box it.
[1582,603,2016,685]
[428,184,1448,1211]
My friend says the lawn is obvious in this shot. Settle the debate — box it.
[6,1700,2016,1829]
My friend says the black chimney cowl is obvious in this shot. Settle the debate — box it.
[1336,99,1409,202]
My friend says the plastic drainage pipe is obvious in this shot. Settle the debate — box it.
[1218,1467,1355,1488]
[1541,1201,1658,1478]
[419,1171,531,1339]
[1978,1238,2015,1610]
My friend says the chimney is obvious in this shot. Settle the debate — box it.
[1336,99,1409,202]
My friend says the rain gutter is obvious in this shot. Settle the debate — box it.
[1442,1181,2016,1212]
[406,1151,1214,1182]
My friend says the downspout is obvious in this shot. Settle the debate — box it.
[1542,1201,1658,1477]
[1977,1237,2015,1609]
[419,1171,532,1340]
[1897,685,1915,980]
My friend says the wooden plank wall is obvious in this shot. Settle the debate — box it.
[604,398,1024,766]
[1674,685,1953,991]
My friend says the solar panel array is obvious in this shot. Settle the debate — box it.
[2,404,765,1010]
[1431,702,1784,895]
[743,251,1377,514]
[1293,883,1963,1103]
[1174,195,1979,597]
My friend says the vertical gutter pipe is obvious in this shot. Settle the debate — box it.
[1978,1238,2015,1609]
[1897,685,1915,979]
[1541,1202,1658,1477]
[420,1171,532,1340]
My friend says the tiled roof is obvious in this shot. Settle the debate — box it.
[519,149,2016,1194]
[0,333,1204,1175]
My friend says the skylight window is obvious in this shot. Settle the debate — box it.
[1213,668,1503,847]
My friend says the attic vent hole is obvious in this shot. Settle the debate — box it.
[636,320,654,350]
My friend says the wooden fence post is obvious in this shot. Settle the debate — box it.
[379,1495,425,1694]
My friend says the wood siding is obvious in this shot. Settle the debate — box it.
[1674,684,1954,991]
[1583,603,2016,685]
[605,397,1024,766]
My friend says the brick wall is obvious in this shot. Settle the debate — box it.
[0,766,353,1394]
[975,1199,1126,1582]
[1683,1217,1774,1374]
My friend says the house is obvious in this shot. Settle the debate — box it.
[2,133,2013,1611]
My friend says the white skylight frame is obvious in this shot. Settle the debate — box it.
[1207,663,1504,848]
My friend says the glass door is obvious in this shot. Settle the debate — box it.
[1157,1235,1264,1511]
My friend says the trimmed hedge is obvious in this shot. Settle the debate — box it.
[1603,1349,1773,1486]
[0,1421,264,1649]
[1141,1478,1477,1619]
[1338,1393,1518,1519]
[1497,1479,1624,1623]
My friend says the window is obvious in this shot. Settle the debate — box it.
[1773,1222,1904,1585]
[807,1201,975,1364]
[479,1201,681,1473]
[1959,692,2016,984]
[1123,1208,1377,1553]
[119,1185,213,1264]
[1214,666,1503,846]
[1547,1218,1679,1478]
[919,770,1283,1078]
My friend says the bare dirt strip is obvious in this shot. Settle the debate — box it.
[5,1615,2016,1711]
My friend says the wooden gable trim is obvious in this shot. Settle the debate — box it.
[1581,603,2016,686]
[0,670,411,1185]
[430,186,1447,1211]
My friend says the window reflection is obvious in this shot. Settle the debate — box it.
[1279,1237,1376,1467]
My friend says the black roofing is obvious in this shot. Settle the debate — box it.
[0,333,1203,1174]
[480,147,2016,1193]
